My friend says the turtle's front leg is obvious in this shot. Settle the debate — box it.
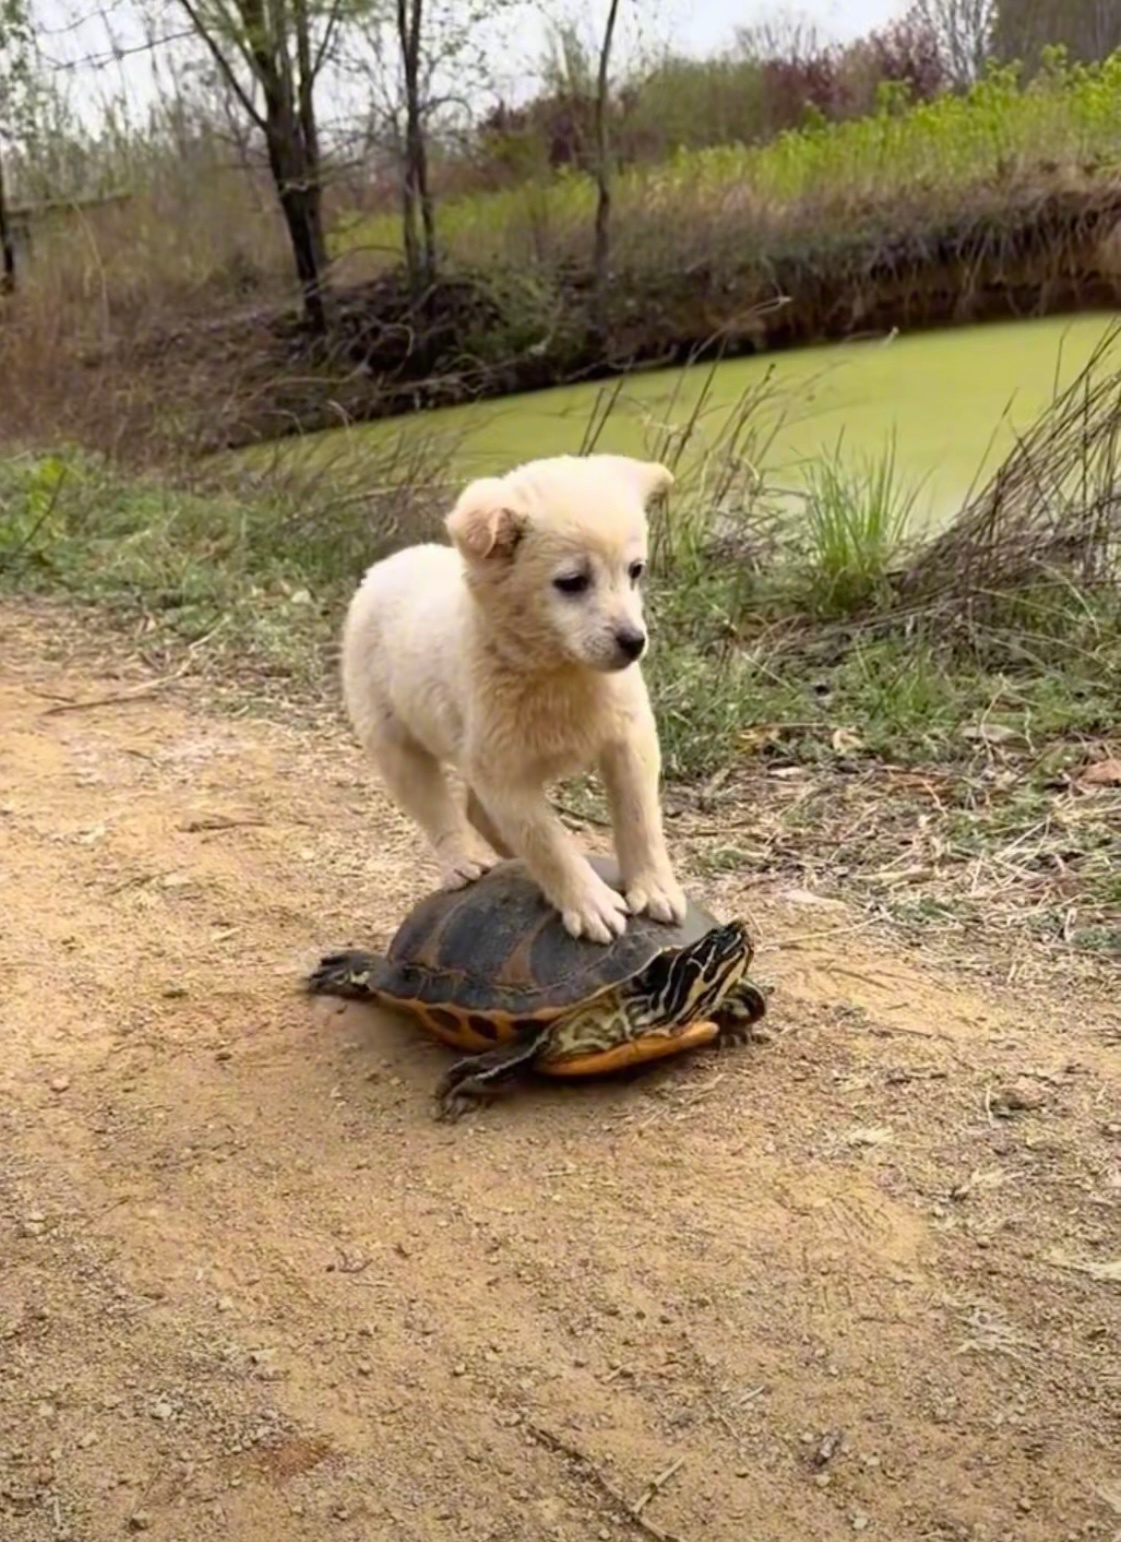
[433,1031,549,1122]
[712,979,771,1046]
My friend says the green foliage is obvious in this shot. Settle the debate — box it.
[332,51,1121,268]
[0,444,446,684]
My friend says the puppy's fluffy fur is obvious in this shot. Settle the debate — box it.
[340,452,685,943]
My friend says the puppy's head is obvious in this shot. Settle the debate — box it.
[446,454,674,673]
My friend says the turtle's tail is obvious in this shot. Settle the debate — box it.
[304,949,385,1001]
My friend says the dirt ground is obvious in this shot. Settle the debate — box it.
[1,598,1119,1542]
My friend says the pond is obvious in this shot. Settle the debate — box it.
[252,312,1121,532]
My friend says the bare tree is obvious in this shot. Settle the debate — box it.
[733,11,828,64]
[0,0,33,291]
[591,0,621,346]
[992,0,1121,69]
[172,0,351,332]
[908,0,995,85]
[346,0,523,297]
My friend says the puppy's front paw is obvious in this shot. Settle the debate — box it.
[440,851,495,890]
[624,869,688,926]
[560,871,629,945]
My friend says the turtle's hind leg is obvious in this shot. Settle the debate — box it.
[713,979,771,1046]
[434,1031,548,1123]
[305,950,385,1001]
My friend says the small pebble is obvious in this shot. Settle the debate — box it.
[852,1515,870,1533]
[992,1080,1046,1116]
[150,1401,174,1422]
[51,1076,71,1094]
[128,1512,151,1532]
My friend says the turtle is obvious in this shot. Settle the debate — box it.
[305,856,768,1121]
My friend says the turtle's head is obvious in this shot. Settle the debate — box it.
[688,921,753,1014]
[635,920,753,1028]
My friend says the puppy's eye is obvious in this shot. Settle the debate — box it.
[629,560,646,583]
[554,573,590,595]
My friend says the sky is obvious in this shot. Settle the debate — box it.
[28,0,911,136]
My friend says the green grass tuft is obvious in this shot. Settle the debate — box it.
[794,435,921,619]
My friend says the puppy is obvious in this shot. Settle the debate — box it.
[340,452,686,944]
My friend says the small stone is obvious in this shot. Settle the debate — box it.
[150,1401,174,1422]
[128,1511,152,1532]
[451,1364,467,1377]
[215,1049,233,1063]
[217,1298,234,1313]
[51,1076,71,1094]
[992,1080,1046,1116]
[1018,1498,1033,1514]
[852,1515,870,1533]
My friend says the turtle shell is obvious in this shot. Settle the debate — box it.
[375,855,722,1057]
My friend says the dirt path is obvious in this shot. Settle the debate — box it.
[1,600,1119,1542]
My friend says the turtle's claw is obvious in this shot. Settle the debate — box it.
[305,949,380,1000]
[433,1061,499,1122]
[714,980,771,1045]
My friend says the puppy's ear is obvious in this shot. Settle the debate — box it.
[591,455,675,507]
[446,478,527,560]
[629,459,675,506]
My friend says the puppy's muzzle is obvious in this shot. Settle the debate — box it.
[613,626,647,664]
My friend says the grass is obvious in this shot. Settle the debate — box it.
[333,54,1121,273]
[2,346,1118,967]
[795,433,923,618]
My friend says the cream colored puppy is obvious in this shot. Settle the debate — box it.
[340,452,685,944]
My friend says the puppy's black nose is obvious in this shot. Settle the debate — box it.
[614,626,646,661]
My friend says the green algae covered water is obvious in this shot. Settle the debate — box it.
[248,312,1121,532]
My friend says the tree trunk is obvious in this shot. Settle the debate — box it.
[592,0,622,348]
[398,0,436,300]
[0,150,15,294]
[265,119,330,335]
[401,175,421,296]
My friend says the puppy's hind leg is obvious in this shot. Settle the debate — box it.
[368,732,496,890]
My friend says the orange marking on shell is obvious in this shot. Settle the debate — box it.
[414,1006,544,1053]
[414,1009,493,1053]
[539,1019,720,1078]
